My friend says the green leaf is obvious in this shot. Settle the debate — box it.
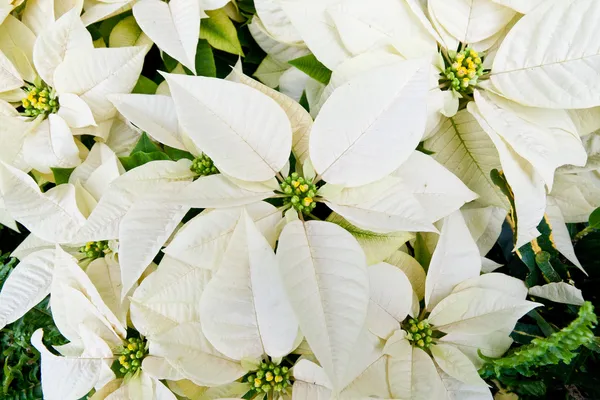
[195,39,217,77]
[326,213,413,264]
[132,75,158,94]
[200,9,244,56]
[288,54,332,85]
[164,146,195,161]
[162,52,179,72]
[119,152,172,171]
[131,132,162,154]
[413,233,433,271]
[535,251,562,283]
[50,167,75,185]
[589,207,600,229]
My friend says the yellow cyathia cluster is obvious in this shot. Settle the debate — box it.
[21,84,59,117]
[279,172,317,214]
[245,361,291,394]
[442,47,485,93]
[118,337,148,376]
[406,318,434,349]
[190,154,219,177]
[79,241,111,260]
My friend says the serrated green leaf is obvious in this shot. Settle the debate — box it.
[50,168,75,185]
[195,39,217,77]
[119,152,172,171]
[200,9,244,56]
[288,54,332,85]
[132,75,158,95]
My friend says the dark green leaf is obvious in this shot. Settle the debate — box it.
[132,75,158,94]
[131,132,162,154]
[589,207,600,229]
[195,39,217,77]
[50,167,75,185]
[119,152,172,171]
[164,146,195,161]
[289,54,332,85]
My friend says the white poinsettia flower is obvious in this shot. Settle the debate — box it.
[365,211,541,399]
[129,206,389,398]
[0,7,148,173]
[30,246,185,400]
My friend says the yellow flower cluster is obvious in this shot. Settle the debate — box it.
[21,84,59,117]
[279,172,317,214]
[118,337,148,376]
[443,48,485,93]
[246,361,291,394]
[407,318,434,349]
[79,241,111,260]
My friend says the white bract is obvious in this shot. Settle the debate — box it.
[0,6,147,174]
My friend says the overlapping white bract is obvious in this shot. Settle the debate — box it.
[0,1,598,399]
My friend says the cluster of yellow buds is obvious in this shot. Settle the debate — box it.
[21,84,59,117]
[279,172,317,214]
[190,154,219,177]
[79,241,111,260]
[442,47,485,93]
[406,318,434,349]
[245,361,291,394]
[118,337,148,376]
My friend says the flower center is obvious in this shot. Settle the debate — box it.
[118,337,148,376]
[440,47,485,93]
[279,173,317,214]
[190,154,219,177]
[21,83,59,117]
[79,241,111,260]
[245,361,291,394]
[406,318,434,349]
[79,240,112,260]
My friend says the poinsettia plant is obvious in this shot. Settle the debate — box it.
[1,0,600,399]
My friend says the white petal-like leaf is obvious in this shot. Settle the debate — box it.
[468,100,547,248]
[391,151,478,221]
[276,220,369,389]
[280,0,352,70]
[424,110,508,209]
[254,0,303,43]
[165,73,292,182]
[177,174,273,208]
[439,329,513,368]
[109,94,185,150]
[545,197,585,272]
[0,162,85,243]
[473,91,586,191]
[528,282,585,306]
[429,287,541,335]
[133,0,199,73]
[33,7,93,87]
[367,263,414,339]
[0,249,54,330]
[229,64,313,164]
[429,0,516,43]
[150,322,247,387]
[310,60,429,187]
[31,329,102,400]
[0,49,23,92]
[430,344,487,387]
[23,114,81,173]
[57,93,97,128]
[491,0,600,108]
[54,45,148,121]
[119,200,189,297]
[385,250,427,301]
[200,211,298,360]
[130,256,211,337]
[164,202,281,269]
[86,256,129,327]
[425,211,481,311]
